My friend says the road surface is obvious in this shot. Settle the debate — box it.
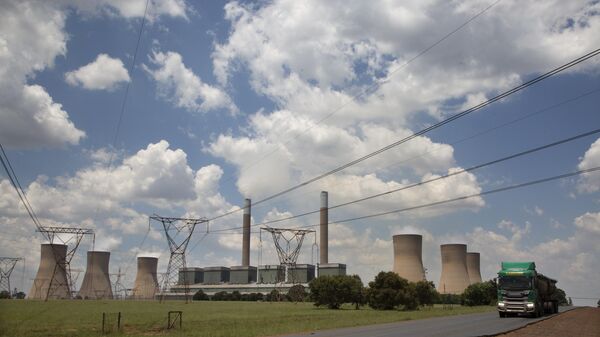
[282,307,572,337]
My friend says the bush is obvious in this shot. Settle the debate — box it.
[462,281,497,306]
[266,289,282,302]
[211,291,231,301]
[414,280,438,307]
[0,291,11,299]
[309,275,364,309]
[14,291,26,299]
[231,291,242,301]
[287,284,307,302]
[552,288,568,306]
[193,289,209,301]
[366,272,418,310]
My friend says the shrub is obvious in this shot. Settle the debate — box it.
[309,275,364,309]
[0,291,11,299]
[212,291,231,301]
[193,289,209,301]
[462,280,497,306]
[266,289,282,302]
[287,284,307,302]
[414,280,438,307]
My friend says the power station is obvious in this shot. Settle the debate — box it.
[438,244,471,294]
[132,256,159,299]
[392,234,426,283]
[29,244,70,300]
[78,251,113,299]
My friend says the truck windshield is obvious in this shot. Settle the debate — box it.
[499,276,531,290]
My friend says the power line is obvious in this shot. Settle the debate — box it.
[205,127,600,233]
[208,47,600,222]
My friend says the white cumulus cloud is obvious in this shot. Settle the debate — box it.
[65,54,130,90]
[144,50,238,114]
[577,137,600,193]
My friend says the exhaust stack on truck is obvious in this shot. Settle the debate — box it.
[497,262,558,318]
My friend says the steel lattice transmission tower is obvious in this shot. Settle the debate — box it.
[150,215,207,302]
[0,257,23,295]
[36,226,94,299]
[261,227,315,284]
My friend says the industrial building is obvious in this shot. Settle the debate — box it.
[392,234,426,282]
[132,256,159,299]
[466,252,483,284]
[29,243,70,300]
[78,251,113,299]
[438,244,471,294]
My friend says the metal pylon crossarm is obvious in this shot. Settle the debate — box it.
[261,227,315,284]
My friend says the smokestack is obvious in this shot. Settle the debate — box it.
[467,252,482,284]
[438,244,471,294]
[393,234,426,282]
[242,198,251,267]
[132,257,159,299]
[78,251,113,299]
[320,191,328,265]
[29,244,70,299]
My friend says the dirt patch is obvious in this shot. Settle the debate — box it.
[497,307,600,337]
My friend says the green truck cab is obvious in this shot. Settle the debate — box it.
[497,262,559,318]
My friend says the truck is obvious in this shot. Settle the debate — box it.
[497,262,558,318]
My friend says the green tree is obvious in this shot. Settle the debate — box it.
[462,281,496,306]
[552,288,568,306]
[414,280,438,307]
[0,290,11,299]
[309,275,364,309]
[366,271,418,310]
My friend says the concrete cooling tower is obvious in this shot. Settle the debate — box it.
[29,244,70,299]
[132,256,159,299]
[78,251,113,299]
[467,252,483,284]
[438,244,471,294]
[392,234,426,282]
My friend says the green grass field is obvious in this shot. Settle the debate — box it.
[0,300,494,337]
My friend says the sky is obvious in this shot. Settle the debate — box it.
[0,0,599,306]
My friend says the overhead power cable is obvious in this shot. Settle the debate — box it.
[0,143,48,240]
[206,127,600,233]
[208,48,600,222]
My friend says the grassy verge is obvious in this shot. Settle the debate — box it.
[0,300,494,337]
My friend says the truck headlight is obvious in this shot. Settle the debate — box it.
[526,302,535,308]
[498,302,505,307]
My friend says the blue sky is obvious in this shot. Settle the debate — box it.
[1,0,599,305]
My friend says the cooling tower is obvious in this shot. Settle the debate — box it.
[78,251,113,299]
[392,234,426,282]
[29,244,70,299]
[242,198,251,267]
[132,257,159,299]
[467,252,482,284]
[320,191,328,265]
[438,244,471,294]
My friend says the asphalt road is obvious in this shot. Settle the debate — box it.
[283,307,572,337]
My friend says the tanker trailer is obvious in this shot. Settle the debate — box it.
[497,262,558,318]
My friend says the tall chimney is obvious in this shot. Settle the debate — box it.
[320,191,328,265]
[242,198,251,267]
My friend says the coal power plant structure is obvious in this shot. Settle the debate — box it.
[467,252,483,284]
[78,251,113,299]
[29,243,70,299]
[132,256,159,299]
[392,234,426,282]
[438,244,471,294]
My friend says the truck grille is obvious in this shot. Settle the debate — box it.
[504,295,528,311]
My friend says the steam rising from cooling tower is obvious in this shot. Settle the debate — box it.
[29,244,70,299]
[392,234,426,282]
[132,257,159,299]
[438,244,471,294]
[242,198,251,267]
[320,191,328,265]
[467,252,482,284]
[79,251,113,299]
